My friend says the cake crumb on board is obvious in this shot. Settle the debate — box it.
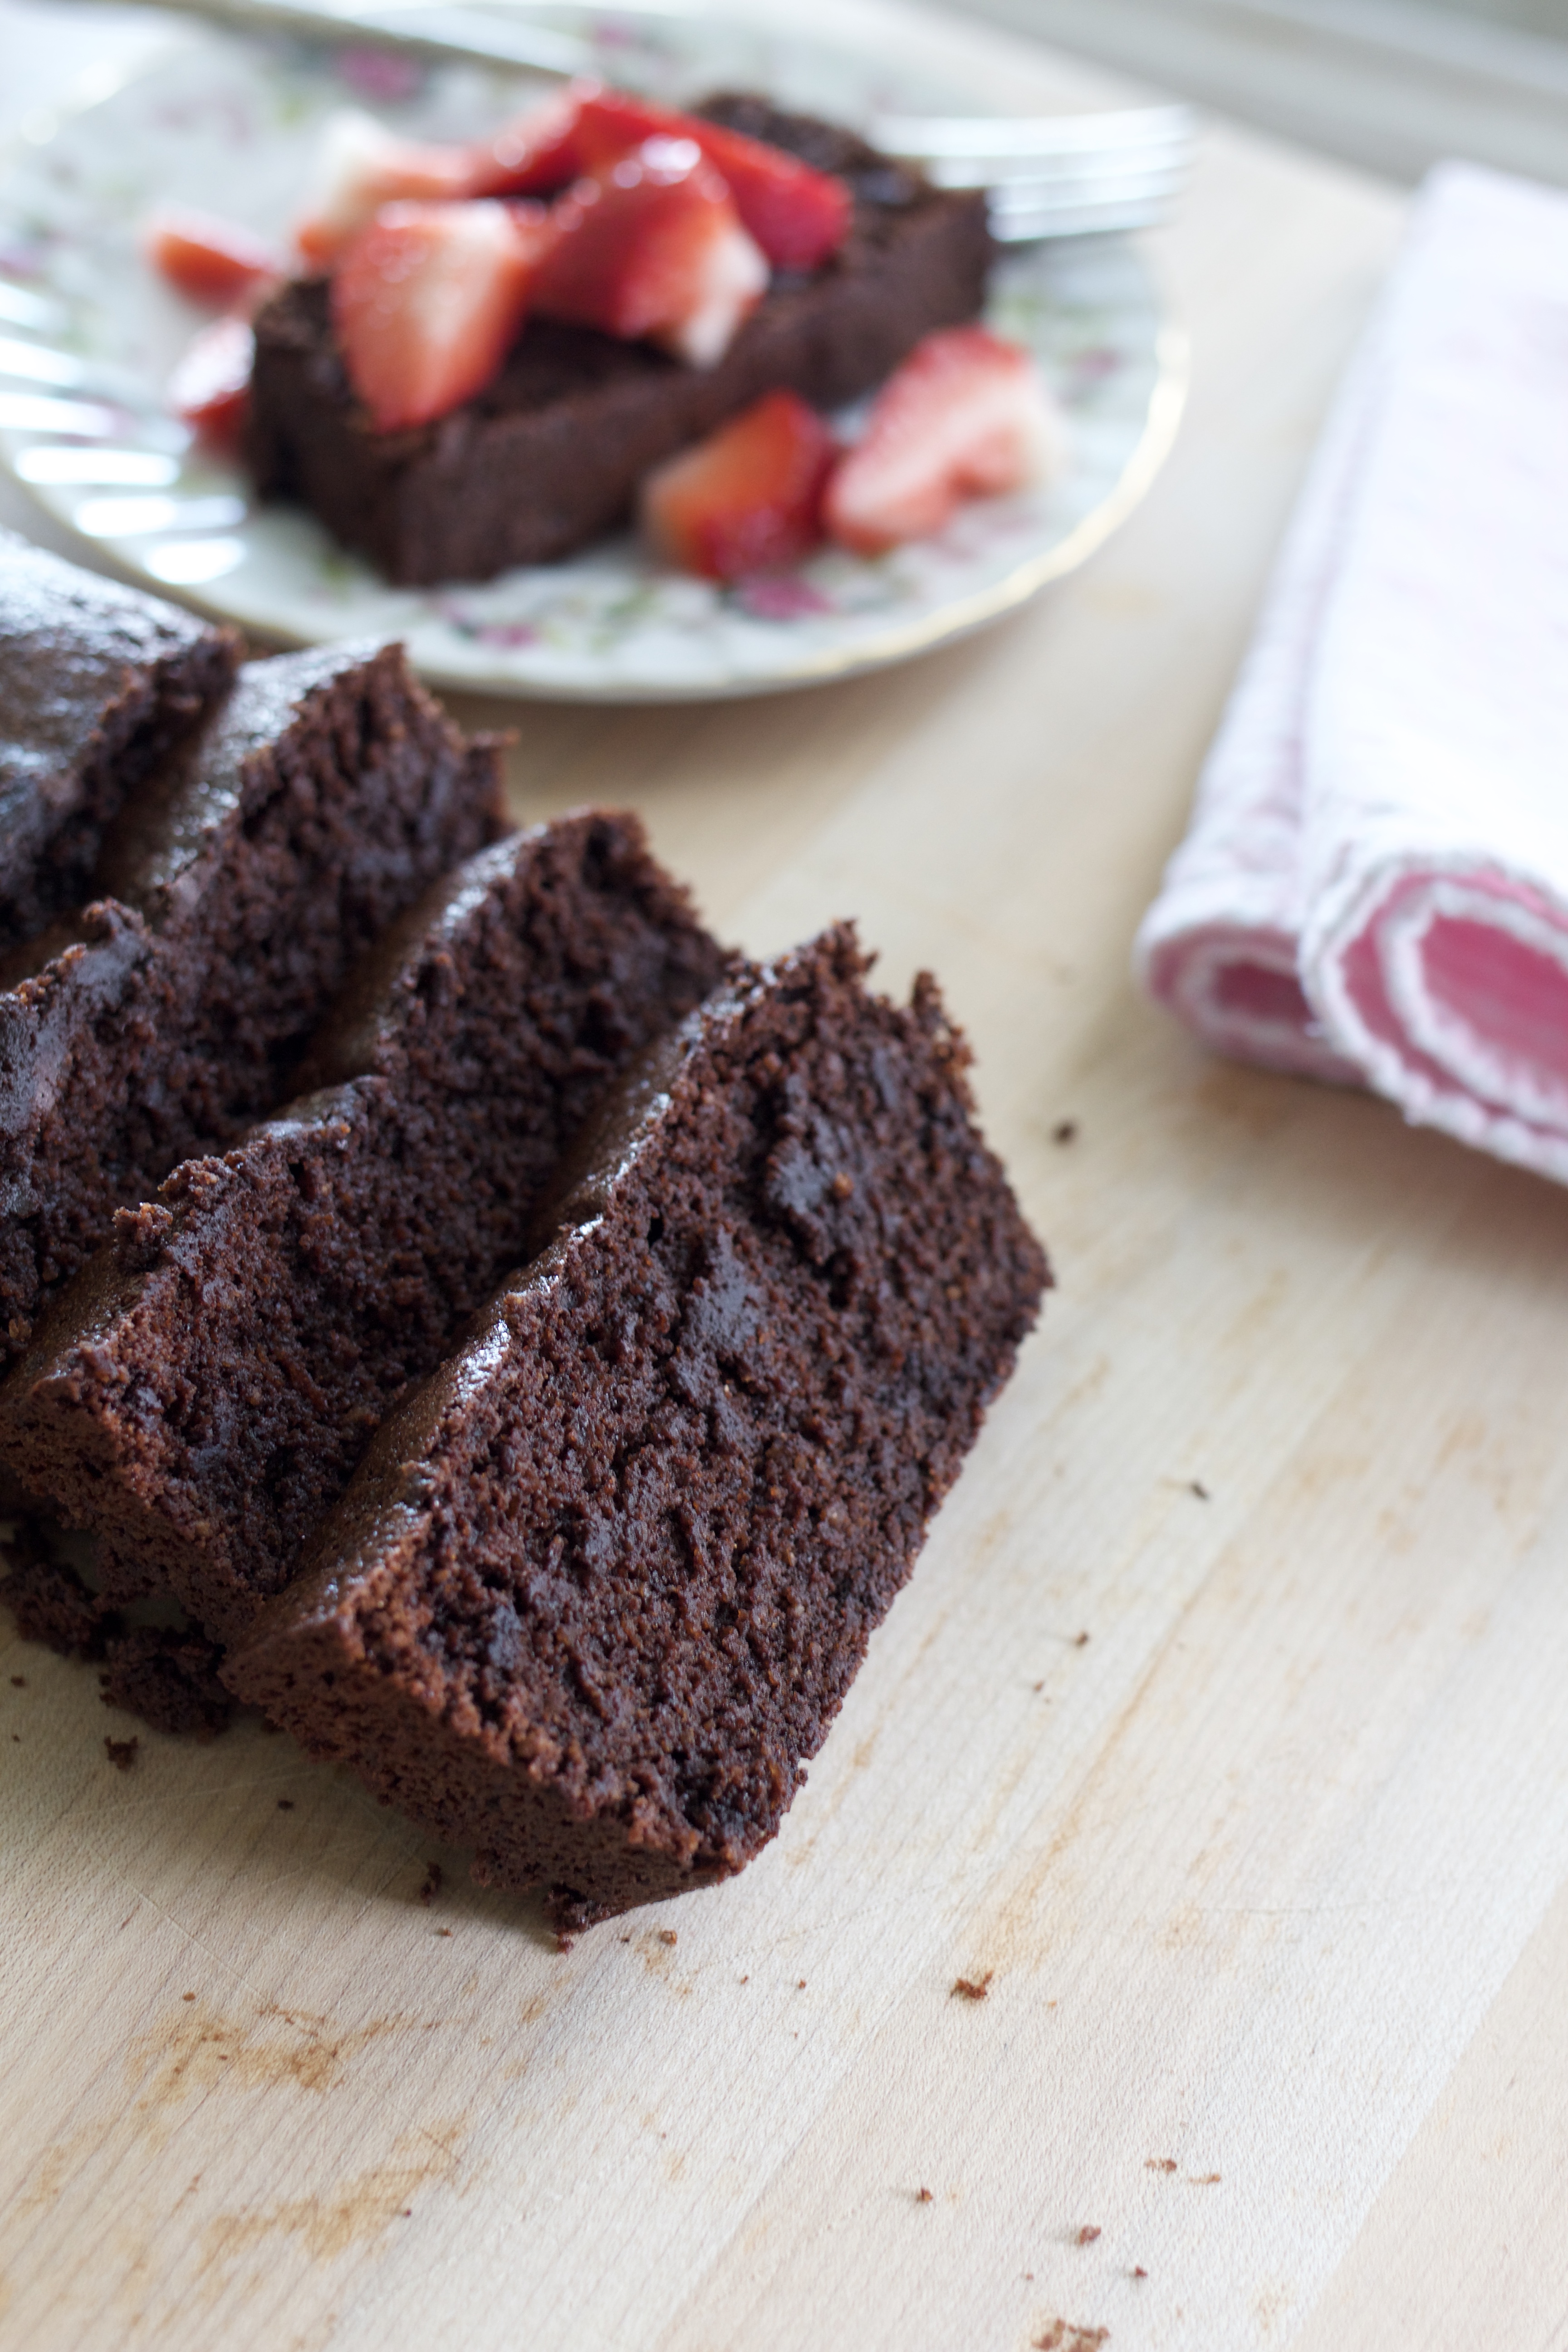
[418,1861,443,1906]
[1076,2225,1102,2245]
[104,1735,138,1770]
[952,1972,993,2001]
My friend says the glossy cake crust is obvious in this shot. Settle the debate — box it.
[229,927,1049,1934]
[5,814,726,1637]
[0,527,238,952]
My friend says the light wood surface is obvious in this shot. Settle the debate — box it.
[7,7,1568,2348]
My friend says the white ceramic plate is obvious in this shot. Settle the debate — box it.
[0,5,1185,700]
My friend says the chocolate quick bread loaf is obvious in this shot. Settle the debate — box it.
[0,529,238,950]
[247,98,993,584]
[0,636,503,1372]
[228,927,1049,1935]
[5,814,726,1639]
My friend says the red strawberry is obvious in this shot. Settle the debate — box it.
[530,139,767,368]
[146,208,282,308]
[472,84,850,272]
[825,326,1065,554]
[295,110,476,267]
[332,201,544,433]
[676,110,850,274]
[167,312,255,451]
[641,390,837,579]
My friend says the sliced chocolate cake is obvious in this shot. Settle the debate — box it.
[5,814,726,1637]
[0,636,504,1369]
[227,927,1048,1934]
[247,100,992,584]
[0,529,238,950]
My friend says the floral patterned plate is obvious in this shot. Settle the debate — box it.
[0,6,1186,701]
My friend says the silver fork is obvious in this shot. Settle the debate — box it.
[868,104,1195,241]
[130,0,1196,240]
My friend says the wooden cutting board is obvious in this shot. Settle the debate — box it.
[6,6,1568,2347]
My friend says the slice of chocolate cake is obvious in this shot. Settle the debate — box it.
[0,637,503,1369]
[5,813,725,1636]
[0,529,239,950]
[227,927,1048,1934]
[247,100,992,584]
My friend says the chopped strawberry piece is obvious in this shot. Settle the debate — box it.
[641,390,837,579]
[467,82,589,198]
[145,208,283,308]
[332,201,544,433]
[530,139,767,368]
[825,325,1066,554]
[167,312,254,451]
[472,83,850,272]
[676,112,850,274]
[294,109,476,267]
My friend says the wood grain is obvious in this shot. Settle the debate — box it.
[8,5,1565,2348]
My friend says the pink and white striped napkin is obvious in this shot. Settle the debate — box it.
[1137,161,1568,1182]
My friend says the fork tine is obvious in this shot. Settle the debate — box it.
[868,103,1194,162]
[922,149,1193,192]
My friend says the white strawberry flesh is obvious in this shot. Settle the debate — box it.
[529,137,767,368]
[331,200,542,433]
[825,325,1066,555]
[295,110,476,267]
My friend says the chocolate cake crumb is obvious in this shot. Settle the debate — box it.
[952,1973,993,2001]
[9,815,724,1641]
[1052,1120,1078,1145]
[1190,1480,1210,1500]
[277,1798,294,1809]
[104,1735,139,1770]
[1073,1631,1091,1647]
[98,1627,231,1737]
[0,529,238,951]
[1145,2158,1177,2173]
[1076,2225,1101,2245]
[916,2187,933,2204]
[0,636,502,1371]
[419,1862,443,1906]
[10,1675,23,1686]
[0,1522,114,1658]
[1132,2267,1148,2279]
[230,926,1048,1931]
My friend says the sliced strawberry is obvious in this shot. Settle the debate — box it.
[641,390,836,579]
[467,81,590,198]
[530,139,767,368]
[825,326,1066,554]
[294,109,476,267]
[472,84,850,272]
[332,201,544,433]
[168,312,255,451]
[146,208,283,308]
[674,111,849,274]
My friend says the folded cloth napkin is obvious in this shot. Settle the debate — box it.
[1137,161,1568,1181]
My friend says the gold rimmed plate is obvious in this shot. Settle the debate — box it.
[0,5,1185,699]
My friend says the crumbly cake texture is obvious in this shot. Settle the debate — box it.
[0,638,503,1370]
[0,528,239,950]
[229,927,1049,1935]
[0,1515,232,1735]
[245,98,992,584]
[6,814,726,1639]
